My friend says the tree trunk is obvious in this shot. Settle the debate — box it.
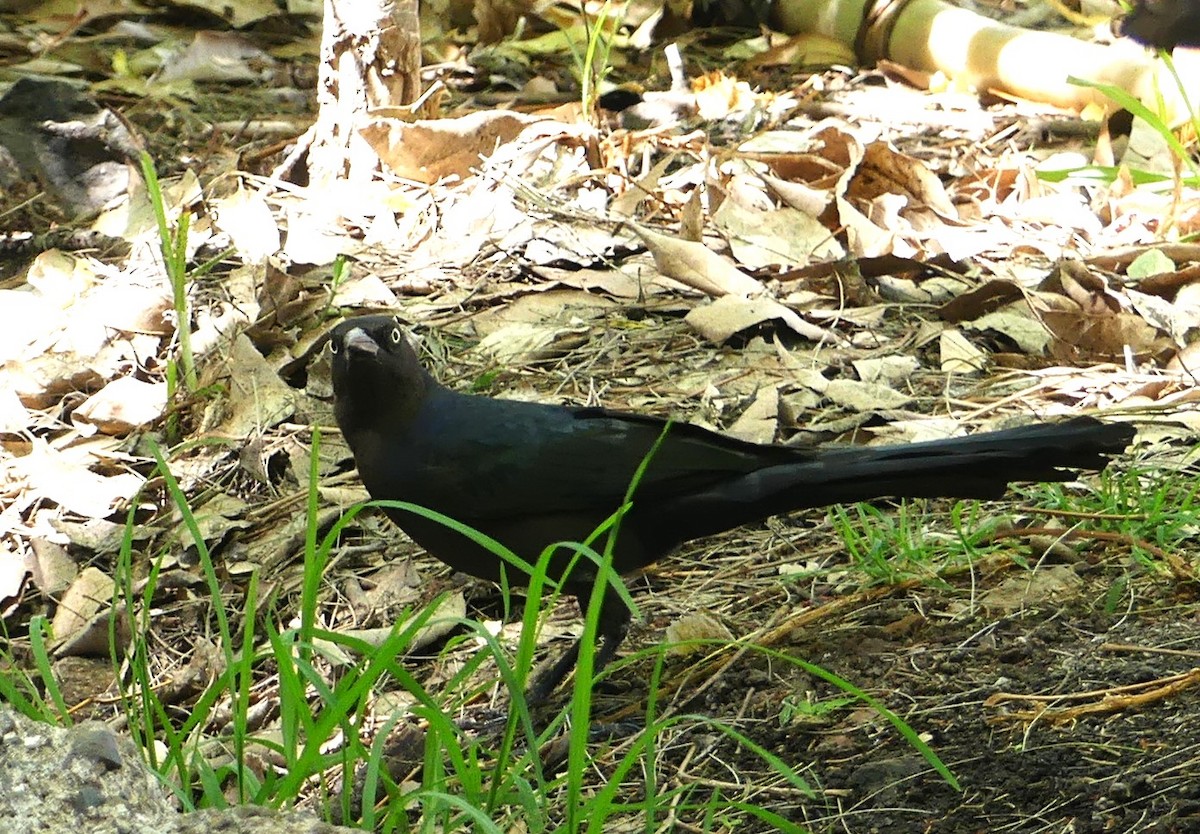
[306,0,422,189]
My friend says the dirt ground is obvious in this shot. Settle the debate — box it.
[548,528,1200,834]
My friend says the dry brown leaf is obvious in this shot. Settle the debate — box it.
[673,185,701,242]
[937,280,1025,323]
[12,440,142,519]
[282,194,372,266]
[796,122,860,174]
[736,125,854,189]
[726,385,781,443]
[0,254,156,410]
[474,322,589,364]
[848,142,958,221]
[532,266,672,299]
[966,305,1055,355]
[1167,340,1200,373]
[362,110,544,183]
[664,611,734,656]
[725,173,776,214]
[1127,285,1200,347]
[837,196,905,258]
[632,224,763,298]
[77,282,173,336]
[761,172,833,217]
[611,153,676,220]
[713,200,843,269]
[0,388,29,433]
[472,289,615,333]
[355,561,424,614]
[200,333,298,439]
[72,377,168,435]
[50,517,156,555]
[1134,264,1200,299]
[1036,294,1165,361]
[980,565,1082,615]
[337,591,468,655]
[685,294,841,344]
[870,417,974,444]
[852,355,920,385]
[213,185,280,263]
[28,537,75,596]
[330,273,402,309]
[0,543,33,618]
[26,248,101,305]
[1010,192,1103,238]
[178,493,250,555]
[93,168,204,243]
[1121,113,1180,177]
[940,328,988,373]
[823,378,913,411]
[50,566,113,649]
[1042,262,1122,316]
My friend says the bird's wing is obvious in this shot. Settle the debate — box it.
[388,394,806,521]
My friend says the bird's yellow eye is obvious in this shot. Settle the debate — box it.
[390,327,402,344]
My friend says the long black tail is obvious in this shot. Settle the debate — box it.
[662,417,1134,541]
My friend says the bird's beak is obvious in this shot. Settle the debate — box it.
[343,327,379,356]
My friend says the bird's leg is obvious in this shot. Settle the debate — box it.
[525,591,631,704]
[590,602,631,680]
[526,638,581,704]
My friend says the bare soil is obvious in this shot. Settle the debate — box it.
[566,531,1200,834]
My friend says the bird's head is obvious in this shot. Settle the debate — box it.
[328,315,431,432]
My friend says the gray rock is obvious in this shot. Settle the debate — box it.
[0,707,361,834]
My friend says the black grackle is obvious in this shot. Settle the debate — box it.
[328,315,1134,699]
[1120,0,1200,51]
